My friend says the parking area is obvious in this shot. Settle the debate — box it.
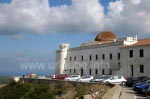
[120,86,147,99]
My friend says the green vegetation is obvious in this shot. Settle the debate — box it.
[0,82,55,99]
[0,81,113,99]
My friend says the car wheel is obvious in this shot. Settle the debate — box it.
[122,81,125,86]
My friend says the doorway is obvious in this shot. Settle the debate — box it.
[89,69,91,75]
[110,70,112,75]
[102,69,104,75]
[81,68,83,76]
[131,65,133,76]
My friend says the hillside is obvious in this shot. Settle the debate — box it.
[0,81,113,99]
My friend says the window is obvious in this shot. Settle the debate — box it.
[74,69,76,73]
[102,54,105,60]
[118,76,122,79]
[81,56,83,61]
[70,57,72,61]
[70,69,71,73]
[74,56,76,61]
[140,49,144,57]
[140,65,144,73]
[118,53,120,59]
[110,54,112,60]
[129,50,133,58]
[89,55,92,61]
[96,54,98,60]
[89,69,92,75]
[102,69,104,75]
[95,69,98,75]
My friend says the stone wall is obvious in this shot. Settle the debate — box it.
[19,78,95,86]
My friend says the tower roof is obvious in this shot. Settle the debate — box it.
[95,31,117,42]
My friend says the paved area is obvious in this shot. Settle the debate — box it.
[119,86,147,99]
[119,86,135,99]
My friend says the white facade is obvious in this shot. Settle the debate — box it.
[120,45,150,77]
[56,34,150,77]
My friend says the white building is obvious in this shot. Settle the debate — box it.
[56,31,150,77]
[120,38,150,77]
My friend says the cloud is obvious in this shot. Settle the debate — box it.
[105,0,150,34]
[0,0,51,34]
[0,0,149,35]
[108,0,124,18]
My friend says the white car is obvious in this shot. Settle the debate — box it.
[77,75,94,82]
[64,75,81,81]
[90,75,112,82]
[102,76,126,85]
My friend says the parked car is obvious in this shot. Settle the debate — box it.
[125,77,138,87]
[64,75,81,81]
[145,86,150,97]
[142,84,150,95]
[102,76,127,85]
[133,77,150,88]
[52,74,69,80]
[147,92,150,99]
[126,77,149,87]
[77,75,94,82]
[90,75,112,82]
[134,79,150,93]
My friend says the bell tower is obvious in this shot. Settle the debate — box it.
[56,43,69,74]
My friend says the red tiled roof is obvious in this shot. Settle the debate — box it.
[123,38,150,47]
[95,31,117,42]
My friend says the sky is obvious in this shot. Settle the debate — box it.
[0,0,149,76]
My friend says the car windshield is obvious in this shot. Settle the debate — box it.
[142,77,150,82]
[82,76,91,79]
[103,76,111,79]
[110,76,122,80]
[146,79,150,83]
[70,75,79,78]
[96,75,111,79]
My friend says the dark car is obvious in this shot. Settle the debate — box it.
[125,77,138,87]
[126,76,149,87]
[146,86,150,97]
[134,79,150,93]
[142,84,150,95]
[52,74,69,80]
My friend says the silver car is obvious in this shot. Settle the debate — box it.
[90,75,112,82]
[77,75,94,82]
[102,76,127,85]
